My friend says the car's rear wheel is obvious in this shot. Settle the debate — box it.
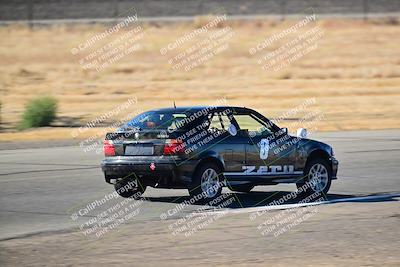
[189,162,223,202]
[114,177,146,199]
[228,184,254,193]
[297,158,332,197]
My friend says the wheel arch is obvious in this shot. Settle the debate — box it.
[305,149,331,170]
[193,153,225,178]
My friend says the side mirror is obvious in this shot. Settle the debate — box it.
[296,128,308,138]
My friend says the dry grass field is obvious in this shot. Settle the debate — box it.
[0,18,400,141]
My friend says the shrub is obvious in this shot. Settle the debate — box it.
[19,96,57,130]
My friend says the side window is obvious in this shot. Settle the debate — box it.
[208,111,232,132]
[233,114,272,136]
[209,113,223,130]
[220,113,232,130]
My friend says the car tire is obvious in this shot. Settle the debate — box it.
[189,162,223,202]
[296,158,332,198]
[228,184,254,193]
[114,177,146,199]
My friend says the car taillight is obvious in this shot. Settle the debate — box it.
[104,140,116,156]
[163,139,185,155]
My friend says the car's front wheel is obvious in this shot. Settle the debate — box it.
[297,158,332,197]
[114,177,146,199]
[189,162,223,202]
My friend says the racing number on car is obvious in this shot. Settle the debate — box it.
[259,138,269,160]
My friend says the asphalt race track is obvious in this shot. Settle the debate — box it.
[0,130,399,266]
[0,129,399,239]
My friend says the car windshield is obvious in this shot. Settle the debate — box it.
[119,111,190,131]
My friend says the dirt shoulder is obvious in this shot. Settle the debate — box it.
[1,19,400,138]
[0,127,101,147]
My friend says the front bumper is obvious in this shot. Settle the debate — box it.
[330,156,339,179]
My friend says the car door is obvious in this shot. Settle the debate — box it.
[232,111,300,179]
[205,109,246,174]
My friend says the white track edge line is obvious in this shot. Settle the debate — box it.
[194,193,400,216]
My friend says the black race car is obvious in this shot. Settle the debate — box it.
[101,106,338,201]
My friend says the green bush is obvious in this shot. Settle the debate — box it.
[19,96,57,130]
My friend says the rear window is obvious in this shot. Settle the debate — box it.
[119,111,190,131]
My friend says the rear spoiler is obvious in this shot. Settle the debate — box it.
[105,130,180,141]
[105,132,137,140]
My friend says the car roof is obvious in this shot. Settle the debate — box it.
[150,106,252,113]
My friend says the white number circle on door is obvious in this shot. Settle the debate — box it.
[260,138,269,160]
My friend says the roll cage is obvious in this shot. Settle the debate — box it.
[202,107,282,136]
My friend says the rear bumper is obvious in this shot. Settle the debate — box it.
[331,157,339,179]
[101,156,198,186]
